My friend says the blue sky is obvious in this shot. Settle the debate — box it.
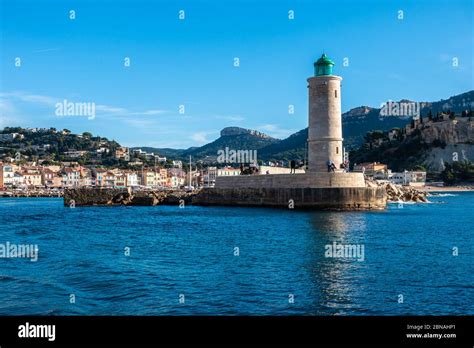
[1,0,473,148]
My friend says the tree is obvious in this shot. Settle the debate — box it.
[412,164,426,171]
[440,160,474,184]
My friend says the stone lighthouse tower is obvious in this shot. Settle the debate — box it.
[307,54,343,172]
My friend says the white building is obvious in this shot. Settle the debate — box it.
[1,164,15,187]
[62,168,81,187]
[157,156,167,163]
[202,167,217,187]
[126,172,139,187]
[12,172,25,187]
[0,133,24,142]
[169,175,185,188]
[378,170,426,187]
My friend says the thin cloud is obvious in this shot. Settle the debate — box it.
[214,114,245,122]
[0,98,23,127]
[32,47,61,53]
[258,124,296,139]
[0,92,57,106]
[191,131,217,144]
[1,91,169,118]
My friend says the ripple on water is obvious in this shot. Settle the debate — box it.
[0,195,473,315]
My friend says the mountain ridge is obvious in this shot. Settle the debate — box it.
[134,90,474,161]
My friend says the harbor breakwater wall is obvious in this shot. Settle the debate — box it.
[64,186,387,210]
[198,172,386,210]
[63,188,195,206]
[192,187,387,210]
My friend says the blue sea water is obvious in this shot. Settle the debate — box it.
[0,193,472,316]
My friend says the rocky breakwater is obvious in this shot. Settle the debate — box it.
[366,180,429,203]
[63,188,198,206]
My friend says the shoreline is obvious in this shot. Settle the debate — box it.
[421,185,474,192]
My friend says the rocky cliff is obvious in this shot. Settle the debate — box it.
[220,127,273,139]
[419,118,474,145]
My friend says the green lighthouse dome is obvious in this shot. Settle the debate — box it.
[314,53,335,76]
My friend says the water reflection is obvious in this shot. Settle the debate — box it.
[306,212,368,315]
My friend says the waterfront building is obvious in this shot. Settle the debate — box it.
[380,170,426,187]
[79,168,93,187]
[104,171,116,188]
[158,168,168,187]
[22,172,43,187]
[141,169,160,188]
[202,167,217,187]
[0,164,14,188]
[12,172,24,187]
[113,172,127,188]
[124,171,139,187]
[62,167,81,188]
[41,168,57,187]
[354,162,388,177]
[168,175,185,188]
[217,166,240,177]
[167,168,186,188]
[93,168,107,187]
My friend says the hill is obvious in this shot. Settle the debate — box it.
[349,112,474,173]
[133,127,279,162]
[4,91,472,167]
[136,90,473,162]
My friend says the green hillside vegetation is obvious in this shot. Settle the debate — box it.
[440,161,474,184]
[0,127,122,166]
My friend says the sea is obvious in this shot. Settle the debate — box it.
[0,193,472,315]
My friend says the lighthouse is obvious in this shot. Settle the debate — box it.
[307,54,343,172]
[207,53,385,210]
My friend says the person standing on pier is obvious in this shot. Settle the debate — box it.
[290,160,296,174]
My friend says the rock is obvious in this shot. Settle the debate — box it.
[64,188,201,206]
[367,180,429,203]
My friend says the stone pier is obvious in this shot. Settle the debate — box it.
[192,187,386,210]
[192,172,387,210]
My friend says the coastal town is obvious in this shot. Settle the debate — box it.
[0,126,438,198]
[0,127,293,196]
[2,102,474,199]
